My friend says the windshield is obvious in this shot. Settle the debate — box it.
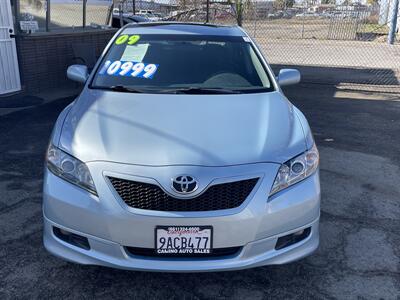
[91,34,274,94]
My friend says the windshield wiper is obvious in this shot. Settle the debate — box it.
[91,85,146,93]
[161,87,241,94]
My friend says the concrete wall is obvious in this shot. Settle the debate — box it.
[16,29,117,94]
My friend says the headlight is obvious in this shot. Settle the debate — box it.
[270,143,319,196]
[46,144,97,195]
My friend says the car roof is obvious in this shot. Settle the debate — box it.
[123,22,246,36]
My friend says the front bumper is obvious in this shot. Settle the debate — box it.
[44,215,319,272]
[43,162,320,272]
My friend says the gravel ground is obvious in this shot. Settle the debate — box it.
[0,81,399,299]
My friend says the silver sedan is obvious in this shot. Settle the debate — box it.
[43,22,320,272]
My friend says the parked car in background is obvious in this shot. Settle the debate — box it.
[138,9,154,15]
[267,11,293,19]
[137,10,160,21]
[267,11,281,19]
[153,13,166,20]
[111,14,149,28]
[321,11,334,18]
[295,12,319,18]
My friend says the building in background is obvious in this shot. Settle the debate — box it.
[1,0,116,95]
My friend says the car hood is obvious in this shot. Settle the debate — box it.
[59,89,307,166]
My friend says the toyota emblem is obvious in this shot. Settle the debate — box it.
[171,175,198,194]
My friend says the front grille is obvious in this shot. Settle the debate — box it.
[108,177,259,212]
[125,246,242,258]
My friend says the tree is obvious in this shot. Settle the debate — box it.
[341,0,352,6]
[273,0,295,10]
[227,0,252,26]
[228,0,244,26]
[321,0,336,4]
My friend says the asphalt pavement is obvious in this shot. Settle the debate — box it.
[0,82,399,299]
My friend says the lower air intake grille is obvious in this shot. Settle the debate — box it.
[125,246,242,258]
[108,177,259,212]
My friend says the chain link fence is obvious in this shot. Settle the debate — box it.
[114,0,400,93]
[16,0,400,93]
[241,1,400,93]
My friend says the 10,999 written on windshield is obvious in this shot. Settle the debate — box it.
[98,60,159,79]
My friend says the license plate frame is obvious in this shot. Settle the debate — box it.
[155,226,213,256]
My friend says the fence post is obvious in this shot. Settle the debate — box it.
[133,0,136,14]
[206,0,210,23]
[388,0,399,44]
[15,0,20,32]
[83,0,87,28]
[46,0,50,32]
[119,2,123,27]
[301,6,305,39]
[106,2,113,25]
[253,1,257,38]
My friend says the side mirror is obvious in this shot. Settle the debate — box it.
[67,65,88,84]
[277,69,301,87]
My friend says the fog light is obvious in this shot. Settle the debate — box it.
[53,227,90,250]
[293,229,305,236]
[275,227,311,250]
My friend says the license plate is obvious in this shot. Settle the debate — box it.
[155,226,213,255]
